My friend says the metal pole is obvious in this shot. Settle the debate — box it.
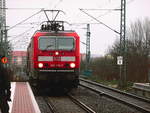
[86,24,91,70]
[0,0,2,43]
[3,0,7,56]
[119,0,127,88]
[146,31,150,84]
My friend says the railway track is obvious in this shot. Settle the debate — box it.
[44,97,56,113]
[44,95,96,113]
[80,78,150,113]
[68,94,96,113]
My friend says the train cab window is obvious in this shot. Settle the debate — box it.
[58,38,74,50]
[39,37,55,50]
[39,36,75,50]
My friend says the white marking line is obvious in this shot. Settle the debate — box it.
[27,82,41,113]
[9,82,16,113]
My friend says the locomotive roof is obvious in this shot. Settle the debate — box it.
[37,30,76,33]
[31,30,79,39]
[32,30,77,36]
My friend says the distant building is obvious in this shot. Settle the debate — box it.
[11,51,27,66]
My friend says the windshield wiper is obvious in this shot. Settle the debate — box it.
[44,45,53,50]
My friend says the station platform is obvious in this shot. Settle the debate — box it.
[8,82,41,113]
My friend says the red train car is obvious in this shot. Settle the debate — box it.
[27,21,80,90]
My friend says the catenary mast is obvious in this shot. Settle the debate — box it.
[119,0,127,87]
[0,0,7,54]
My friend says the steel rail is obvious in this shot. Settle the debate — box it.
[80,78,150,113]
[68,94,96,113]
[80,78,150,103]
[44,97,58,113]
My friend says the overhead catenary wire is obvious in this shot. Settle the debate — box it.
[77,0,134,24]
[9,22,42,43]
[9,18,43,46]
[81,8,121,11]
[86,0,135,23]
[53,0,63,9]
[80,9,120,34]
[7,2,65,50]
[11,35,31,49]
[12,39,29,48]
[12,37,29,45]
[0,7,44,10]
[80,41,87,46]
[8,9,67,49]
[11,22,41,25]
[8,9,43,31]
[8,27,34,41]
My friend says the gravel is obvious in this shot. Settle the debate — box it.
[48,96,86,113]
[35,86,144,113]
[71,86,143,113]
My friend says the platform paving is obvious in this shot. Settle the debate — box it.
[10,82,41,113]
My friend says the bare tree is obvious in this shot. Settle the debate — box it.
[110,18,150,82]
[81,19,150,83]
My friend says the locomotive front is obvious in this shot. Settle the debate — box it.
[27,21,80,89]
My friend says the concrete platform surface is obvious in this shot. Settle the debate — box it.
[7,82,41,113]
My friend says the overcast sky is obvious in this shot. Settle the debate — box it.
[6,0,150,55]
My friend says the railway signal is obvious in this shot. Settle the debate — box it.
[0,56,8,64]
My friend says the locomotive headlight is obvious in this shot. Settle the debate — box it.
[38,63,43,68]
[55,51,59,55]
[70,63,76,68]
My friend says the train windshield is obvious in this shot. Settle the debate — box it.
[58,38,74,50]
[39,37,55,50]
[39,36,75,50]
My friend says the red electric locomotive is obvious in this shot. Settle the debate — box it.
[27,20,80,90]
